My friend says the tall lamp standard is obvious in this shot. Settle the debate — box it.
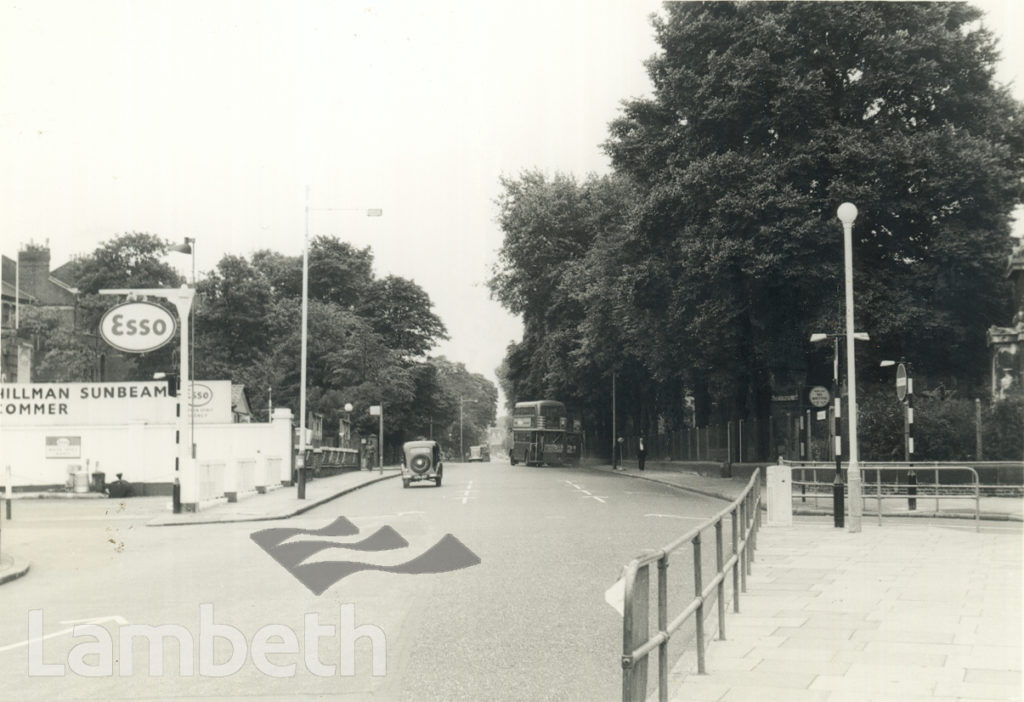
[837,202,864,532]
[298,188,382,499]
[459,397,475,461]
[169,238,196,462]
[811,331,869,528]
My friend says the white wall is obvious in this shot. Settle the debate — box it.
[2,409,293,489]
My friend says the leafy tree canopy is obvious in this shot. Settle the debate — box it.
[492,2,1024,456]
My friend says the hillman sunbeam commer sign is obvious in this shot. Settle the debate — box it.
[0,381,233,426]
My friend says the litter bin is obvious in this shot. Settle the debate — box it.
[73,471,89,494]
[91,472,105,493]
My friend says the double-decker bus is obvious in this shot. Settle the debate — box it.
[509,400,580,466]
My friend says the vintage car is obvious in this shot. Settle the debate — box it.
[401,440,443,488]
[467,444,490,462]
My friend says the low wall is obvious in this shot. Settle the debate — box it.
[1,409,293,493]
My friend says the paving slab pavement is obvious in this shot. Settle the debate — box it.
[587,461,1024,702]
[663,518,1023,702]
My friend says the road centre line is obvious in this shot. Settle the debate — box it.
[564,480,606,504]
[461,480,473,505]
[644,513,706,520]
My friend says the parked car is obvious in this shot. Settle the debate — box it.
[401,440,443,488]
[467,445,490,462]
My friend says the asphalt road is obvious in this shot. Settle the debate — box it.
[0,458,734,701]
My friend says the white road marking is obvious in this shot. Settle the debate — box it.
[564,480,606,503]
[462,480,474,504]
[350,511,426,521]
[644,513,705,520]
[605,578,625,616]
[0,616,129,654]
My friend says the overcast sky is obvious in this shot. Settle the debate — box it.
[2,1,1021,403]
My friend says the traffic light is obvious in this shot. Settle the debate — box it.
[154,372,178,397]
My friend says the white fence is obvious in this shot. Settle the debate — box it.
[198,461,226,503]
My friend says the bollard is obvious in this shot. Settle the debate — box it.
[907,468,917,511]
[833,470,845,528]
[5,465,12,520]
[172,477,181,514]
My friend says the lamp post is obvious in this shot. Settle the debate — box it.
[459,397,475,461]
[837,202,864,532]
[298,189,382,498]
[881,359,916,509]
[343,402,353,447]
[611,370,618,469]
[169,237,196,463]
[811,331,869,528]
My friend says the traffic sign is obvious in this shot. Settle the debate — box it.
[808,386,831,408]
[896,363,908,402]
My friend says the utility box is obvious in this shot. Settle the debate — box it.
[766,462,793,527]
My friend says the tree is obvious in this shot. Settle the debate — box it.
[17,233,186,382]
[602,2,1024,455]
[16,306,104,382]
[308,237,375,308]
[195,255,273,370]
[429,356,498,454]
[70,232,184,295]
[360,275,448,358]
[490,171,649,438]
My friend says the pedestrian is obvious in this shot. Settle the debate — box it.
[614,436,624,470]
[637,437,646,471]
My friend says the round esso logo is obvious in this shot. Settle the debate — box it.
[189,383,213,407]
[99,301,178,353]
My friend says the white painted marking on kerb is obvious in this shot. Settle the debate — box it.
[605,578,625,616]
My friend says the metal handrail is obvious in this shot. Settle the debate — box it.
[783,460,982,531]
[620,469,762,702]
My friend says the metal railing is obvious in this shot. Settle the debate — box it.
[785,460,984,531]
[620,469,762,702]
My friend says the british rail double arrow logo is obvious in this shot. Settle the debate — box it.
[250,517,481,595]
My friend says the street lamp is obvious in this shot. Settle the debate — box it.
[810,331,869,528]
[343,402,353,448]
[837,202,863,532]
[298,189,382,498]
[169,237,196,464]
[459,397,476,461]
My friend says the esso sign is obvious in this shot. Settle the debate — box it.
[189,383,213,407]
[99,301,178,353]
